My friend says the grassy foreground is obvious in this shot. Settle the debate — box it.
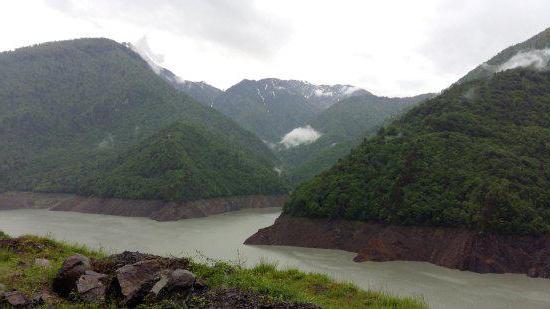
[0,231,425,308]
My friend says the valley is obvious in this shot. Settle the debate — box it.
[1,3,550,307]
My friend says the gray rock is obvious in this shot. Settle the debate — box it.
[4,291,30,307]
[151,269,195,301]
[34,258,51,268]
[116,259,164,305]
[77,271,108,303]
[52,254,91,298]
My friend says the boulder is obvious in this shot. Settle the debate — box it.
[52,254,91,297]
[34,258,51,268]
[115,259,165,305]
[76,271,108,303]
[151,269,195,300]
[3,291,30,307]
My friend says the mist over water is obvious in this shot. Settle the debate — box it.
[0,208,549,309]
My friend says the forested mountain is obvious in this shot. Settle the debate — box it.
[0,38,285,200]
[459,27,550,83]
[126,41,433,185]
[285,67,550,235]
[211,79,369,142]
[278,93,433,184]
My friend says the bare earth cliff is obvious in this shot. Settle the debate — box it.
[245,216,550,279]
[0,192,287,221]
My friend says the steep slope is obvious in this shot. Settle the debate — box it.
[0,38,285,199]
[248,67,550,277]
[175,80,223,107]
[460,27,550,83]
[83,122,285,200]
[212,79,369,142]
[285,68,550,235]
[278,93,433,184]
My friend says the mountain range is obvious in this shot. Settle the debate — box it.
[132,51,434,183]
[282,27,550,235]
[0,38,286,200]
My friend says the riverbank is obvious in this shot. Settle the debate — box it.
[0,232,424,308]
[245,215,550,279]
[0,191,287,221]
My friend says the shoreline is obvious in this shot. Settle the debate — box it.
[245,215,550,279]
[0,191,288,221]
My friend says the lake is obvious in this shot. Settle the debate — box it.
[0,208,549,308]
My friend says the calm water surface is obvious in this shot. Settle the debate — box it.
[0,208,549,309]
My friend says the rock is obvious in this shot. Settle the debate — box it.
[52,254,91,298]
[34,258,51,268]
[151,269,195,300]
[31,293,45,306]
[76,271,108,303]
[194,277,207,290]
[115,259,165,305]
[4,291,30,307]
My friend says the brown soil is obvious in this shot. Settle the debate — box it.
[0,192,287,221]
[245,215,550,278]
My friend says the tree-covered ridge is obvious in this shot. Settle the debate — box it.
[279,94,432,185]
[0,38,284,200]
[79,122,286,201]
[285,68,550,235]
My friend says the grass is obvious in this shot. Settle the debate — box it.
[0,232,426,308]
[190,260,425,308]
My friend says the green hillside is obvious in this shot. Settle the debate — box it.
[81,122,285,201]
[279,94,431,184]
[213,79,317,142]
[285,68,550,235]
[0,38,285,199]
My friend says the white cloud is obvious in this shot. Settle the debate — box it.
[496,49,550,72]
[280,126,322,148]
[128,36,165,74]
[0,1,549,96]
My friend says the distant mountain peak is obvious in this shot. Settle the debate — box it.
[226,78,371,111]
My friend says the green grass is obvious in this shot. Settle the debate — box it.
[0,232,425,308]
[190,260,425,308]
[0,235,104,298]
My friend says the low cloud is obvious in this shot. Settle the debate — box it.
[128,36,165,74]
[496,48,550,72]
[280,125,322,148]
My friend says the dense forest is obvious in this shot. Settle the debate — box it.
[279,94,432,184]
[0,38,286,200]
[285,68,550,235]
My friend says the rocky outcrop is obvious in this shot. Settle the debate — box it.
[245,215,550,278]
[1,291,31,307]
[51,251,315,308]
[53,252,193,306]
[0,192,287,220]
[76,271,109,303]
[52,254,92,297]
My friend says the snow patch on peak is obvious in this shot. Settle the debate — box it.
[127,36,165,74]
[342,85,362,95]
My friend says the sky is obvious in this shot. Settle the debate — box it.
[1,0,549,97]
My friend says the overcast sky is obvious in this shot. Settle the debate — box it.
[1,0,549,96]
